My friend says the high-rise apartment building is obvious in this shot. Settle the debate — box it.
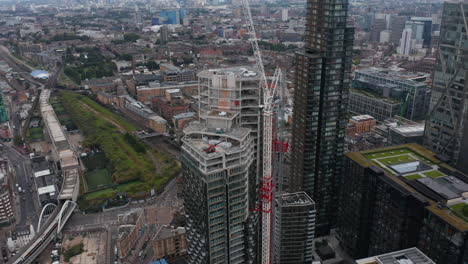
[289,0,354,236]
[389,15,408,45]
[338,144,468,264]
[398,27,413,55]
[272,192,316,264]
[424,1,468,174]
[182,67,260,264]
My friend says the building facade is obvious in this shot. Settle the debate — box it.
[152,226,187,261]
[272,192,316,264]
[182,67,261,264]
[353,68,429,121]
[424,2,468,174]
[349,90,402,121]
[290,0,354,236]
[0,159,13,226]
[338,144,468,264]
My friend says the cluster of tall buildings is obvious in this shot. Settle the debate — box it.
[181,0,468,263]
[151,9,186,25]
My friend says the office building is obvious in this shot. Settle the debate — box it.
[371,15,387,42]
[281,8,288,22]
[272,192,315,264]
[410,17,433,48]
[290,0,354,236]
[388,124,425,146]
[349,89,402,121]
[160,9,185,25]
[356,248,435,264]
[398,18,431,55]
[160,25,169,42]
[182,67,260,264]
[352,68,429,121]
[424,1,468,174]
[338,144,468,264]
[389,16,408,45]
[398,27,413,55]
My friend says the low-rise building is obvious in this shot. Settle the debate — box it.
[388,124,425,146]
[122,96,167,133]
[0,159,13,226]
[352,68,430,121]
[135,81,197,104]
[116,209,145,259]
[349,89,402,121]
[173,112,196,130]
[347,115,377,137]
[152,225,187,261]
[32,156,58,207]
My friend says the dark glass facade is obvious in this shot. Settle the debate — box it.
[290,0,354,236]
[424,2,468,174]
[338,145,468,264]
[272,192,316,264]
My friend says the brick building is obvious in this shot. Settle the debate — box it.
[152,226,187,261]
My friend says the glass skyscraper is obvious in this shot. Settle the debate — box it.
[289,0,354,236]
[424,2,468,174]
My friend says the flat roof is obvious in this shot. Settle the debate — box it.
[198,66,261,79]
[391,124,425,137]
[351,144,468,229]
[34,169,51,178]
[356,247,435,264]
[351,115,375,122]
[417,176,468,200]
[38,185,56,195]
[278,191,315,207]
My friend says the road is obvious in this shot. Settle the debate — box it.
[1,144,40,228]
[64,176,180,263]
[0,46,44,88]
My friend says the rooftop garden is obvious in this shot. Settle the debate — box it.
[364,147,444,179]
[449,203,468,221]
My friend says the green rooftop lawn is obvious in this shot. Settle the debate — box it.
[364,148,412,160]
[423,170,445,178]
[376,154,417,166]
[450,203,468,220]
[405,174,422,180]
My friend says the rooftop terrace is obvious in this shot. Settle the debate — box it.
[350,144,468,230]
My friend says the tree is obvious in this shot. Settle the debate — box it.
[13,135,23,147]
[123,33,141,43]
[146,61,159,71]
[120,54,133,61]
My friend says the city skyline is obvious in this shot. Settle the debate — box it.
[0,0,466,263]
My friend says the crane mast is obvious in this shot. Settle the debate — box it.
[241,0,282,263]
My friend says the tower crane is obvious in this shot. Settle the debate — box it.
[241,0,283,263]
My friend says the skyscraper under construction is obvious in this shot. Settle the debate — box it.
[289,0,354,236]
